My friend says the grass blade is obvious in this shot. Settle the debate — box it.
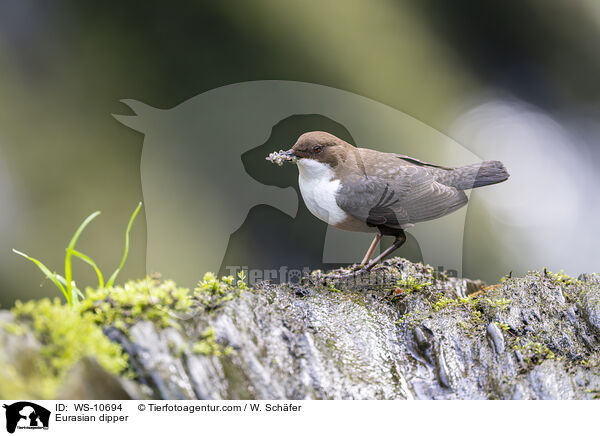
[55,274,68,287]
[64,211,100,306]
[56,275,84,306]
[12,249,71,305]
[72,287,84,306]
[71,249,104,288]
[107,202,142,287]
[106,201,142,288]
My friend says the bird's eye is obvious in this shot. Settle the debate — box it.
[313,145,322,153]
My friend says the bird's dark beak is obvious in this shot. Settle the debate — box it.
[283,149,298,163]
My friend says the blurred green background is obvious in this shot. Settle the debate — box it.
[1,0,600,306]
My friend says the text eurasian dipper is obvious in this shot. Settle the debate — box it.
[267,131,509,272]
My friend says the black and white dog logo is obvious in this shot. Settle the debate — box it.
[3,402,50,433]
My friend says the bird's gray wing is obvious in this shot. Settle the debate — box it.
[336,163,467,228]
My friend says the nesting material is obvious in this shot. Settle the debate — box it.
[266,150,296,166]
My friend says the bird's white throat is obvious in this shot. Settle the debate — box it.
[297,158,347,226]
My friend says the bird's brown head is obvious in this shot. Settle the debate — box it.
[287,131,352,167]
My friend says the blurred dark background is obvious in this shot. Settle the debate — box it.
[1,0,599,306]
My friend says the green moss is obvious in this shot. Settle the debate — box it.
[78,273,245,357]
[192,326,233,357]
[513,337,556,365]
[328,284,342,293]
[577,352,600,369]
[2,272,247,399]
[546,269,580,286]
[9,298,128,398]
[0,321,28,336]
[432,296,457,311]
[194,272,246,311]
[77,272,245,332]
[80,276,194,329]
[395,276,432,294]
[0,364,47,400]
[386,273,433,303]
[433,295,476,312]
[484,297,511,311]
[498,321,510,331]
[397,310,422,327]
[537,267,582,291]
[586,389,600,399]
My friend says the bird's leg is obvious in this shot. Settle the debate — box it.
[364,230,406,271]
[360,233,382,265]
[326,231,404,281]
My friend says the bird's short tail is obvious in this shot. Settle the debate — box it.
[440,161,509,190]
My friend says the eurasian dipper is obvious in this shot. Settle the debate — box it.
[267,131,509,271]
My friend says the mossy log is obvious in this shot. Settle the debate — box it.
[1,260,599,400]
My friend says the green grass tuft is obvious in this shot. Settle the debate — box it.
[13,202,142,307]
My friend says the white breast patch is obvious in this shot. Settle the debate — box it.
[297,159,347,226]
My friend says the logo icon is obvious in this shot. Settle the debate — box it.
[2,402,50,433]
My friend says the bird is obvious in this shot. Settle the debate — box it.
[270,131,509,272]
